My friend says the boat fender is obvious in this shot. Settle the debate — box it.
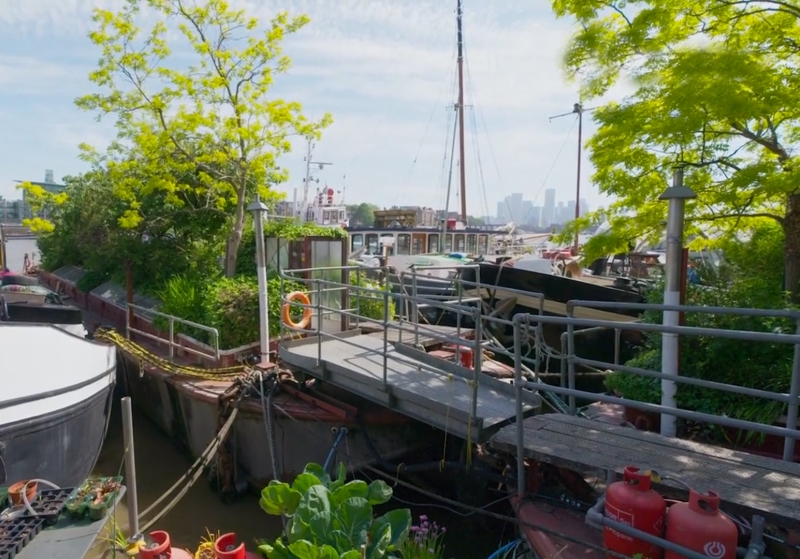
[282,291,313,330]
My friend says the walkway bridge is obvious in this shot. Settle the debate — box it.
[278,265,800,528]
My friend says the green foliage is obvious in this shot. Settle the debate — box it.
[237,219,347,276]
[154,275,211,338]
[347,203,378,227]
[608,230,793,442]
[258,462,410,559]
[77,0,332,276]
[550,0,800,289]
[76,270,111,293]
[348,271,396,323]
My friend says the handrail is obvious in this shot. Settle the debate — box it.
[126,303,220,361]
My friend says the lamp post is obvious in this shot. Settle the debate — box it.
[658,168,696,437]
[247,194,270,366]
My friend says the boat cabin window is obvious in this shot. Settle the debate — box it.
[454,234,465,252]
[428,234,440,253]
[397,234,411,255]
[466,234,477,254]
[351,234,364,252]
[339,210,346,221]
[444,234,453,252]
[380,233,395,256]
[412,237,423,255]
[478,235,489,255]
[366,234,379,254]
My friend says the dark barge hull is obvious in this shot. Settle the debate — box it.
[0,380,115,488]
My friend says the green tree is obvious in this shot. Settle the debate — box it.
[348,203,378,226]
[76,0,332,277]
[551,0,800,295]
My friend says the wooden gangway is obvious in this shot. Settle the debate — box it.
[491,414,800,528]
[279,331,541,443]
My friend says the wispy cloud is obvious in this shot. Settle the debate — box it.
[0,0,633,216]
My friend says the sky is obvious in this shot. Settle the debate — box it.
[0,0,633,219]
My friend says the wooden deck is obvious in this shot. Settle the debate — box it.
[491,414,800,528]
[279,332,539,443]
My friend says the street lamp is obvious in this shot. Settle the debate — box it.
[658,167,696,438]
[247,194,271,366]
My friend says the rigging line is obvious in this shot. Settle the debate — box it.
[395,27,460,209]
[437,106,455,213]
[462,41,509,221]
[468,106,489,221]
[522,115,578,224]
[461,40,491,222]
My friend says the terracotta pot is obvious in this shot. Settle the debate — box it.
[8,480,37,506]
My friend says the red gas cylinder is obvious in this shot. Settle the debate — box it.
[604,466,666,559]
[665,489,737,559]
[214,532,262,559]
[139,531,194,559]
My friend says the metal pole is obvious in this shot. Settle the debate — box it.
[383,273,390,387]
[248,196,270,364]
[121,397,140,538]
[316,279,323,364]
[512,315,525,498]
[659,168,696,438]
[456,0,468,223]
[567,309,577,415]
[784,319,800,460]
[573,106,583,255]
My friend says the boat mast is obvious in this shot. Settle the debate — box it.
[456,0,468,223]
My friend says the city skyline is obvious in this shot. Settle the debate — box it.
[494,189,589,227]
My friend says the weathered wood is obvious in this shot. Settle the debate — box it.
[491,414,800,528]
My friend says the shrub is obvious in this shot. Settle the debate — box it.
[349,271,396,323]
[155,275,211,341]
[608,224,794,442]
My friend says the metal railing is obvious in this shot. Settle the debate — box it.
[507,304,800,498]
[126,303,220,361]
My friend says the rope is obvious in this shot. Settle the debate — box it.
[94,328,246,379]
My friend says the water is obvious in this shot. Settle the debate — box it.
[84,401,510,558]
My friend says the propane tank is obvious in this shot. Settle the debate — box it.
[214,532,262,559]
[603,466,666,559]
[665,489,737,559]
[139,531,194,559]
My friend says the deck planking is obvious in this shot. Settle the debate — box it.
[279,333,538,442]
[491,414,800,528]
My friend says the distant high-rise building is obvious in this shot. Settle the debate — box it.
[566,200,577,223]
[544,189,556,226]
[579,198,590,217]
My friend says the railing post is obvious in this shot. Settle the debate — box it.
[512,314,525,499]
[354,270,361,329]
[560,332,567,389]
[471,306,482,425]
[614,327,621,365]
[784,319,800,461]
[382,271,390,388]
[567,306,577,415]
[412,270,420,347]
[397,272,404,345]
[168,317,174,360]
[315,279,322,364]
[455,274,463,364]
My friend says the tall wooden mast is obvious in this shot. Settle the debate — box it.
[456,0,468,222]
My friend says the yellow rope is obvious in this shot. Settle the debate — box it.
[94,328,248,380]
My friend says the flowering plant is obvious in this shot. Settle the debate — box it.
[398,515,446,559]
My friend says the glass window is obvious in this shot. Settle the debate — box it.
[444,234,453,253]
[466,234,477,254]
[454,234,465,252]
[412,237,423,255]
[366,234,379,254]
[478,235,489,255]
[351,234,363,252]
[397,234,411,255]
[380,234,395,256]
[428,234,439,253]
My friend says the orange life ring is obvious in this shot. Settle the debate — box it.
[282,291,313,329]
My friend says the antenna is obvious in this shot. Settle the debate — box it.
[300,137,334,222]
[549,102,598,254]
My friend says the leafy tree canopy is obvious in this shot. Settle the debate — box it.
[347,203,378,227]
[76,0,332,277]
[552,0,800,293]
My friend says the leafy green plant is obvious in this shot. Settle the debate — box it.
[258,462,411,559]
[154,274,211,340]
[611,232,795,445]
[349,271,396,323]
[76,269,110,293]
